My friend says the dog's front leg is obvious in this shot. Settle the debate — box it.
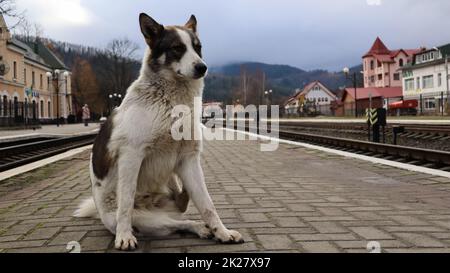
[177,154,244,244]
[115,148,143,250]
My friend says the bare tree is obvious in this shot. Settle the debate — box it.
[102,37,139,94]
[0,0,25,29]
[33,22,43,39]
[240,65,250,106]
[18,18,32,42]
[106,38,139,60]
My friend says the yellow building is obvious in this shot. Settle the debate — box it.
[0,14,72,126]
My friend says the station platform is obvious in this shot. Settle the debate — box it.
[1,131,450,253]
[0,123,100,140]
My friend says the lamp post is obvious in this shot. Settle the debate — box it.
[108,93,123,114]
[46,70,69,127]
[264,89,273,105]
[343,67,358,118]
[264,89,273,119]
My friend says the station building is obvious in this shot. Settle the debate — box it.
[0,14,72,126]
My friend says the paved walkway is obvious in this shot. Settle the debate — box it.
[0,123,100,139]
[1,136,450,253]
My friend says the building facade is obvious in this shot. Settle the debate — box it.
[340,87,402,116]
[0,14,72,126]
[284,81,337,115]
[401,44,450,114]
[363,37,422,88]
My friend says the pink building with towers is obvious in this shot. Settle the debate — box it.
[362,37,423,88]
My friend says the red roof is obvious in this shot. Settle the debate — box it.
[343,87,402,101]
[363,37,390,57]
[363,37,423,62]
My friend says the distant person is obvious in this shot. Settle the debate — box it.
[82,104,91,127]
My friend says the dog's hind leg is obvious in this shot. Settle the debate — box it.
[132,210,212,239]
[168,174,190,213]
[100,210,212,239]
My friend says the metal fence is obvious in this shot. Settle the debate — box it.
[0,100,40,127]
[406,91,449,116]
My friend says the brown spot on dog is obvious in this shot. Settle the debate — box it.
[92,113,115,180]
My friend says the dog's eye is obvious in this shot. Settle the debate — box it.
[194,44,202,52]
[172,45,185,52]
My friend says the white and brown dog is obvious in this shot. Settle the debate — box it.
[74,13,243,250]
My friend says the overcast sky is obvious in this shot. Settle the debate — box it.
[6,0,450,71]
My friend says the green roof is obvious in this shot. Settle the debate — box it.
[24,39,68,70]
[438,43,450,57]
[10,38,50,68]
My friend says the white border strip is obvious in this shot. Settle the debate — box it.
[0,133,40,141]
[0,145,93,181]
[222,128,450,179]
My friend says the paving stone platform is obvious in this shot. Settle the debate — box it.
[1,136,450,253]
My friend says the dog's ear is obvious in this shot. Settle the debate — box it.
[185,15,197,33]
[139,13,164,47]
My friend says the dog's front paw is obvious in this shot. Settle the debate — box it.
[115,231,138,251]
[193,223,214,239]
[214,228,244,244]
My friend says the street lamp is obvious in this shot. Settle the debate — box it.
[264,89,273,106]
[47,70,69,127]
[264,89,273,119]
[343,67,359,118]
[108,93,123,113]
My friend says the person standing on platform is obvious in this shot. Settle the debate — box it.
[82,104,91,127]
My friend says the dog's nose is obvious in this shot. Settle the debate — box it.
[194,63,208,75]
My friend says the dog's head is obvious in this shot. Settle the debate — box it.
[139,13,207,80]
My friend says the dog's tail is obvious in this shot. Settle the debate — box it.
[73,197,98,218]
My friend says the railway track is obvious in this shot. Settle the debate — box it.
[278,121,450,141]
[0,133,97,172]
[213,119,450,172]
[276,129,450,171]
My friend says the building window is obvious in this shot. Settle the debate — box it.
[32,71,35,87]
[24,69,27,84]
[399,59,404,67]
[378,74,382,81]
[394,73,400,81]
[370,76,375,83]
[416,77,420,89]
[422,75,434,89]
[48,101,51,118]
[405,78,414,91]
[424,98,436,110]
[377,61,382,67]
[40,74,43,89]
[438,73,442,87]
[370,60,374,70]
[40,100,44,118]
[13,61,17,79]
